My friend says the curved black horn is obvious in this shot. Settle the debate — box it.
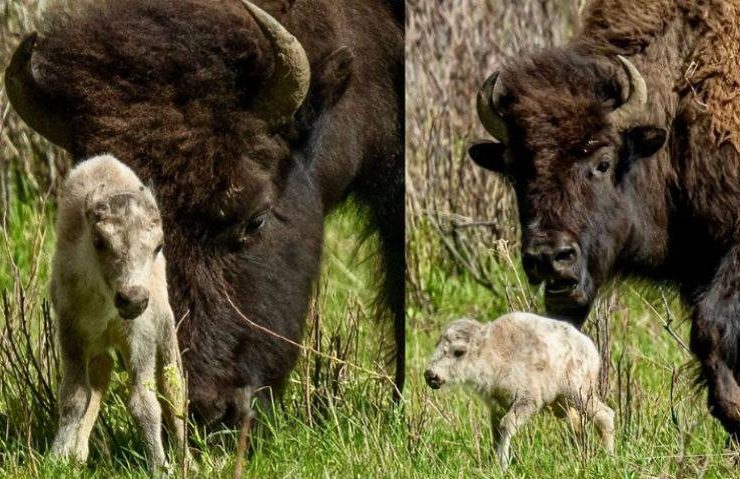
[241,1,310,127]
[609,55,648,128]
[5,33,72,150]
[476,72,508,143]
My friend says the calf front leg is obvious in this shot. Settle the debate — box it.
[73,353,113,461]
[581,396,615,453]
[128,344,167,471]
[691,247,740,439]
[156,316,187,460]
[487,401,505,446]
[51,335,89,460]
[494,399,538,471]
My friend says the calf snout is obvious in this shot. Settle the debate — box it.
[114,287,149,320]
[522,232,581,286]
[424,369,444,389]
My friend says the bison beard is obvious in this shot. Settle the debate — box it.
[5,0,404,428]
[470,0,740,440]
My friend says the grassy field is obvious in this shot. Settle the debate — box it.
[407,230,733,478]
[0,186,411,478]
[405,1,734,478]
[0,1,407,476]
[1,199,734,479]
[2,0,738,478]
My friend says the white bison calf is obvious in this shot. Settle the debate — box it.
[425,313,614,470]
[50,155,186,472]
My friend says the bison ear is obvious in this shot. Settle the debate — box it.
[625,126,667,159]
[312,46,354,110]
[467,140,508,174]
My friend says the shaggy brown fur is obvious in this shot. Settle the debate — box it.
[16,0,404,426]
[578,0,740,151]
[470,0,740,439]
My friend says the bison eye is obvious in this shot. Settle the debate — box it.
[453,349,466,358]
[245,212,269,235]
[580,138,601,156]
[596,160,610,173]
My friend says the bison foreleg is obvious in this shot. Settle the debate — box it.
[690,247,740,440]
[368,170,406,402]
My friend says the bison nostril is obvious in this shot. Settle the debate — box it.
[554,246,577,265]
[522,251,543,278]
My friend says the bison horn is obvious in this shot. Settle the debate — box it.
[609,55,648,128]
[476,72,508,143]
[5,32,73,150]
[241,1,310,127]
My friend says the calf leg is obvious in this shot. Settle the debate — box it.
[73,353,113,461]
[691,249,740,439]
[551,399,583,436]
[494,399,538,471]
[580,396,615,453]
[127,343,167,471]
[51,336,89,460]
[156,317,187,462]
[488,403,505,445]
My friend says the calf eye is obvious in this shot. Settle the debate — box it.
[154,244,163,257]
[92,233,106,251]
[453,349,466,358]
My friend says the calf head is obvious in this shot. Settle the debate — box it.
[424,318,482,389]
[85,184,163,320]
[469,51,667,325]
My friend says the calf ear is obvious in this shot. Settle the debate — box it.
[467,140,508,174]
[625,126,667,158]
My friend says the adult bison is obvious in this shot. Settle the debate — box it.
[470,0,740,439]
[5,0,404,427]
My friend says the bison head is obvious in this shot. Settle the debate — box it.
[5,0,324,424]
[470,51,667,325]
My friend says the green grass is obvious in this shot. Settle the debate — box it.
[0,188,406,478]
[406,220,734,478]
[2,193,734,479]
